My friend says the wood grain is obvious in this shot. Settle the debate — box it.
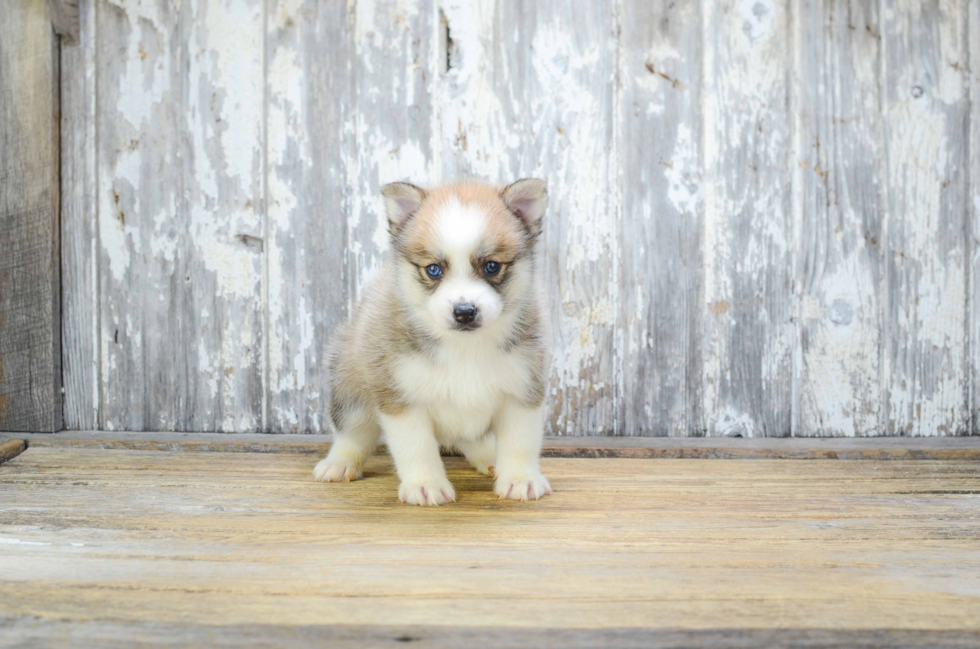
[793,0,883,437]
[970,0,980,437]
[2,620,978,649]
[701,0,793,436]
[1,447,979,632]
[55,0,980,436]
[263,0,351,434]
[96,0,264,432]
[0,0,62,432]
[5,431,980,460]
[436,2,619,435]
[618,0,703,436]
[519,1,617,436]
[60,0,98,430]
[880,0,971,436]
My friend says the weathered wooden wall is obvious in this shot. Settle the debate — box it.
[0,0,63,432]
[60,0,979,436]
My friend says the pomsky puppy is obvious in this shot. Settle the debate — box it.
[313,179,552,506]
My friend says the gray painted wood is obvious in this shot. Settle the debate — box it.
[46,0,80,45]
[61,0,98,430]
[264,0,352,433]
[619,0,703,436]
[96,0,180,432]
[438,1,618,435]
[881,0,971,436]
[0,0,62,432]
[701,0,794,436]
[57,0,979,436]
[96,0,264,432]
[525,1,617,436]
[970,0,980,437]
[345,0,438,305]
[793,0,883,436]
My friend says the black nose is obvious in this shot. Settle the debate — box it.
[453,303,478,325]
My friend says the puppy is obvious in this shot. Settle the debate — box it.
[312,179,552,505]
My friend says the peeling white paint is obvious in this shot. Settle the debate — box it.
[65,0,976,437]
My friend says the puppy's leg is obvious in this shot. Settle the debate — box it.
[313,408,380,482]
[456,435,496,476]
[493,398,552,501]
[381,407,455,506]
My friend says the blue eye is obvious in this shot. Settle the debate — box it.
[483,260,501,276]
[425,264,443,279]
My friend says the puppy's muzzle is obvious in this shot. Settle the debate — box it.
[453,303,479,329]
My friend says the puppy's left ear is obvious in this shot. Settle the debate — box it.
[501,178,548,237]
[381,182,427,235]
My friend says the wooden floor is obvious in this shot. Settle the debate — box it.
[1,443,979,647]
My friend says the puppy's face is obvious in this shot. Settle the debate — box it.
[383,180,547,336]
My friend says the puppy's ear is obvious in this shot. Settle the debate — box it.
[501,178,548,237]
[381,182,426,235]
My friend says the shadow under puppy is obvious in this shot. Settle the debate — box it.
[313,179,553,505]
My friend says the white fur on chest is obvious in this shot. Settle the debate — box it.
[393,339,531,442]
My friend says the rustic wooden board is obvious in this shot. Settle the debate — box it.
[345,0,438,304]
[264,0,352,433]
[95,0,265,432]
[521,1,617,436]
[60,0,98,431]
[2,621,978,649]
[880,0,971,436]
[971,0,980,437]
[58,0,980,436]
[96,0,178,431]
[436,2,619,435]
[701,0,793,436]
[793,0,883,437]
[1,448,979,634]
[0,0,62,432]
[618,0,703,436]
[5,431,980,459]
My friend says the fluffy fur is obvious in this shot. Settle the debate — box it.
[312,179,552,505]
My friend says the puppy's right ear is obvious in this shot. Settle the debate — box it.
[381,182,426,235]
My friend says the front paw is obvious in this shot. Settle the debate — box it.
[312,458,362,482]
[495,473,552,501]
[398,478,456,506]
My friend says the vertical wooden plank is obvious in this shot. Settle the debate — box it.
[529,1,617,436]
[61,0,99,430]
[881,0,971,436]
[440,1,618,435]
[98,0,264,431]
[701,0,794,437]
[96,0,177,431]
[265,0,438,433]
[971,0,980,436]
[793,0,883,436]
[265,0,353,433]
[618,0,703,436]
[345,0,439,305]
[437,0,521,181]
[0,0,62,432]
[182,0,265,431]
